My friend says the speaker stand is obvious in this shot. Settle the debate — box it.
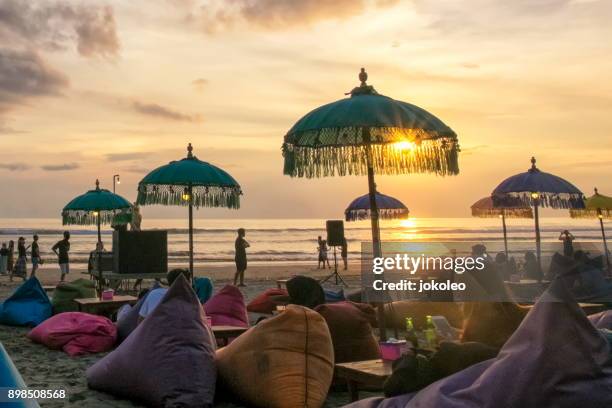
[320,246,348,287]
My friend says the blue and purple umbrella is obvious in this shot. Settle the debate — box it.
[345,192,409,222]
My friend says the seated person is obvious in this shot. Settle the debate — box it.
[87,242,106,274]
[138,269,189,323]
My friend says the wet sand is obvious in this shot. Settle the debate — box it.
[0,262,369,407]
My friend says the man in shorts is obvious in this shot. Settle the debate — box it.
[52,231,71,282]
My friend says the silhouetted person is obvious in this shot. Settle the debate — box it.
[523,251,542,281]
[341,237,348,270]
[11,237,27,282]
[559,230,575,257]
[234,228,249,287]
[7,240,14,275]
[29,234,42,278]
[52,231,71,282]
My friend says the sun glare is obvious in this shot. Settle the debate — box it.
[400,218,416,228]
[393,141,416,152]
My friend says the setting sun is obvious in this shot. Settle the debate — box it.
[399,218,416,228]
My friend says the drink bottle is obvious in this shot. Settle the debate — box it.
[405,317,419,349]
[424,315,438,349]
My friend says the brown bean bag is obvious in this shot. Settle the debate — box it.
[86,275,217,407]
[247,288,289,314]
[216,304,334,408]
[384,301,464,330]
[461,302,529,349]
[315,301,380,363]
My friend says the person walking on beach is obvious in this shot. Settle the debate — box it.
[559,230,575,257]
[6,240,14,275]
[234,228,249,287]
[29,234,42,278]
[11,237,27,282]
[52,231,71,282]
[341,237,348,270]
[0,243,8,274]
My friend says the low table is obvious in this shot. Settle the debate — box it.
[212,325,249,346]
[42,285,55,293]
[74,295,138,316]
[335,359,393,402]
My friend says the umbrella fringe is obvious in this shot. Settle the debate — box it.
[345,208,410,222]
[471,208,534,219]
[136,184,241,209]
[282,137,459,178]
[570,209,612,220]
[493,193,585,210]
[62,208,132,226]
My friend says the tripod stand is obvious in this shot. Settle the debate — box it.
[320,246,348,286]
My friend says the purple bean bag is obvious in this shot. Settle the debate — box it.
[27,312,116,356]
[86,275,217,407]
[589,310,612,330]
[204,285,248,327]
[344,281,612,408]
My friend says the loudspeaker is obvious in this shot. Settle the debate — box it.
[113,230,168,274]
[326,220,345,247]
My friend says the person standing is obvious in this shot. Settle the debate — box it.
[52,231,71,282]
[0,243,8,274]
[341,237,348,270]
[30,234,42,278]
[233,228,249,287]
[559,230,575,257]
[11,237,27,282]
[7,240,14,275]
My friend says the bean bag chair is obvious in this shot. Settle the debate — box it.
[344,281,612,408]
[589,310,612,329]
[1,343,39,408]
[194,277,214,303]
[86,275,217,407]
[51,279,96,314]
[0,277,52,327]
[461,302,529,349]
[383,301,463,330]
[216,304,334,408]
[27,312,116,356]
[204,285,248,327]
[115,296,146,344]
[286,275,325,309]
[324,289,345,303]
[247,288,289,314]
[315,301,379,363]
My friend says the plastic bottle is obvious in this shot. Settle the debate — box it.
[424,315,438,349]
[405,317,419,349]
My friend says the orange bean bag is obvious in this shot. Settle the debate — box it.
[384,301,464,330]
[315,301,380,363]
[216,304,334,408]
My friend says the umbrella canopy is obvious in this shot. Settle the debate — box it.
[136,143,242,277]
[62,179,132,227]
[345,192,409,221]
[283,69,459,179]
[471,197,533,219]
[570,188,612,219]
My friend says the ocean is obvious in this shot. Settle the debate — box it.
[0,217,607,267]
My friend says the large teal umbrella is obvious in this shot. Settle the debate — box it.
[62,179,132,244]
[137,143,242,278]
[282,68,459,339]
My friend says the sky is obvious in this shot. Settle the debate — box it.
[1,0,611,220]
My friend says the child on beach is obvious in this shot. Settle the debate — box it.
[234,228,249,287]
[317,237,330,269]
[11,237,27,282]
[52,231,71,282]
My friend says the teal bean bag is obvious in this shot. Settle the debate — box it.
[0,278,52,327]
[0,343,40,407]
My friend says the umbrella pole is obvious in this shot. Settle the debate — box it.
[97,212,102,299]
[188,188,194,284]
[599,212,610,273]
[533,200,542,278]
[501,212,508,258]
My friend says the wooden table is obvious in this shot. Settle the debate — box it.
[74,295,138,316]
[335,359,393,402]
[212,325,249,346]
[42,285,55,294]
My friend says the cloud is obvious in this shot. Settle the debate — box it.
[106,152,153,162]
[0,162,30,171]
[40,162,80,171]
[122,165,153,174]
[192,78,208,92]
[132,101,202,122]
[0,48,69,112]
[0,0,120,58]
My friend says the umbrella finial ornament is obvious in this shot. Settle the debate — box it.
[529,156,538,172]
[595,187,599,195]
[95,179,100,190]
[187,143,193,158]
[359,68,368,86]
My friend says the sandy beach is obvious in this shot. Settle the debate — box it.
[0,262,370,407]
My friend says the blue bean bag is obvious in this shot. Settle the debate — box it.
[324,288,345,303]
[86,274,217,407]
[0,343,39,408]
[0,278,52,327]
[194,277,214,303]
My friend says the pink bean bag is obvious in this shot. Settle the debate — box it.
[204,285,248,327]
[27,312,116,356]
[247,288,289,314]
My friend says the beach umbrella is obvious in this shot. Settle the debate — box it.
[570,188,612,269]
[345,192,409,222]
[282,68,459,339]
[136,143,242,279]
[492,157,584,270]
[62,179,132,245]
[470,196,533,257]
